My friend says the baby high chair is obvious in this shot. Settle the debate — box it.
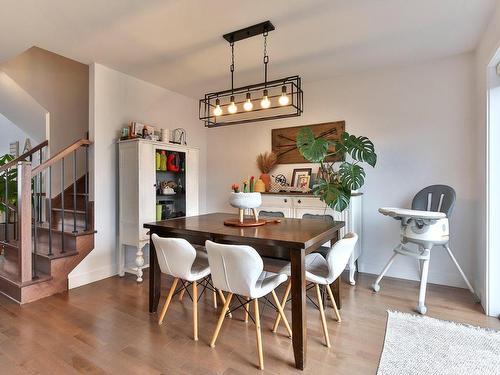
[371,185,478,314]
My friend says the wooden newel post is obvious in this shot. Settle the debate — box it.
[17,161,32,283]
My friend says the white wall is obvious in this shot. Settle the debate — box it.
[207,53,477,289]
[69,63,207,288]
[0,71,47,143]
[476,4,500,317]
[0,113,36,155]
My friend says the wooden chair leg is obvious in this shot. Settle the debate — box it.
[217,289,232,318]
[244,297,249,322]
[326,284,341,322]
[178,287,186,301]
[213,289,218,309]
[159,277,179,325]
[254,298,264,370]
[271,290,292,338]
[210,293,233,347]
[192,281,198,341]
[272,279,291,333]
[315,284,331,348]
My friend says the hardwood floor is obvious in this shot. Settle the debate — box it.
[0,271,498,375]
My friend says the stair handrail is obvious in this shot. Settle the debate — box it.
[0,140,48,174]
[31,139,91,176]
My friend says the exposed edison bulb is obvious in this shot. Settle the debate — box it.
[243,92,253,111]
[213,98,223,116]
[260,89,271,109]
[228,95,238,114]
[279,85,289,106]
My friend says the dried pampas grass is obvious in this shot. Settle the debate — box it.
[256,152,277,174]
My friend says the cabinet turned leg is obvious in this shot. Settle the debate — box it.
[349,256,356,285]
[135,245,145,283]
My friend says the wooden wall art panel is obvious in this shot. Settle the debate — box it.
[271,121,345,164]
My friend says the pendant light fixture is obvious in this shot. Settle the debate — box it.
[199,21,303,127]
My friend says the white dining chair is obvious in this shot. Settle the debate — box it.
[152,234,228,341]
[273,233,358,348]
[205,240,292,371]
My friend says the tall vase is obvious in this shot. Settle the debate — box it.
[260,173,271,192]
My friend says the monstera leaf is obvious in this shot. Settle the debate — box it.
[297,127,329,163]
[296,128,376,212]
[341,132,377,167]
[313,180,351,212]
[339,162,365,190]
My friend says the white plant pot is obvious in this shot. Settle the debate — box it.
[229,192,262,209]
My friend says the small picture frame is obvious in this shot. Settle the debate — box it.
[291,168,312,188]
[297,175,311,190]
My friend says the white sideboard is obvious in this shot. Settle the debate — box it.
[117,139,199,282]
[256,192,363,285]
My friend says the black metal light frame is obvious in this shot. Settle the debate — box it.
[199,21,303,128]
[199,76,303,128]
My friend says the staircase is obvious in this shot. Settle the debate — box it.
[0,139,95,304]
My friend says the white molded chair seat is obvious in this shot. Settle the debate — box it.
[280,251,330,285]
[190,250,211,281]
[254,271,288,298]
[273,233,358,348]
[152,234,221,341]
[205,240,291,370]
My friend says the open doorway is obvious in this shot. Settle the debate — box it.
[487,52,500,318]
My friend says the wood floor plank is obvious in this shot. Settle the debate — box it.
[0,271,498,374]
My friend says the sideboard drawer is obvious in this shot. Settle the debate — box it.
[292,196,328,208]
[262,194,293,207]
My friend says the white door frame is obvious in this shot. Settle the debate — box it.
[486,51,500,317]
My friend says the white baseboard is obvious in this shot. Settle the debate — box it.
[68,263,117,289]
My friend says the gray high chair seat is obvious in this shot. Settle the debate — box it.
[372,185,478,314]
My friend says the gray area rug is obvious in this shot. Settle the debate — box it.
[377,311,500,375]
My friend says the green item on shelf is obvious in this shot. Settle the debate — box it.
[156,204,162,221]
[160,150,167,171]
[155,151,161,170]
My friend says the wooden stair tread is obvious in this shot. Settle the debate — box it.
[51,208,86,214]
[37,222,96,236]
[1,239,79,260]
[34,242,79,259]
[0,266,52,287]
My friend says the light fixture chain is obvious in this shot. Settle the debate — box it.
[230,41,235,92]
[263,31,269,85]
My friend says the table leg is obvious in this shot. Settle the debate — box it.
[149,234,161,313]
[290,249,306,370]
[331,276,342,310]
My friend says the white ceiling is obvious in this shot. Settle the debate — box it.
[0,0,496,98]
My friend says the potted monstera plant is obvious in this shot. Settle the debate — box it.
[296,127,377,211]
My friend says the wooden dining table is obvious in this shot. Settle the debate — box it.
[144,212,344,370]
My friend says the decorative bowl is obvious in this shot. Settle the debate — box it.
[229,192,262,209]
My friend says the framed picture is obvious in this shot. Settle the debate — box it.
[291,168,312,188]
[297,175,311,190]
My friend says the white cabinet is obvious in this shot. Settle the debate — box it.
[117,139,199,282]
[258,193,363,285]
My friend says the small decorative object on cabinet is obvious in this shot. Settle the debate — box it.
[256,151,277,191]
[291,168,312,188]
[118,138,199,282]
[256,192,363,285]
